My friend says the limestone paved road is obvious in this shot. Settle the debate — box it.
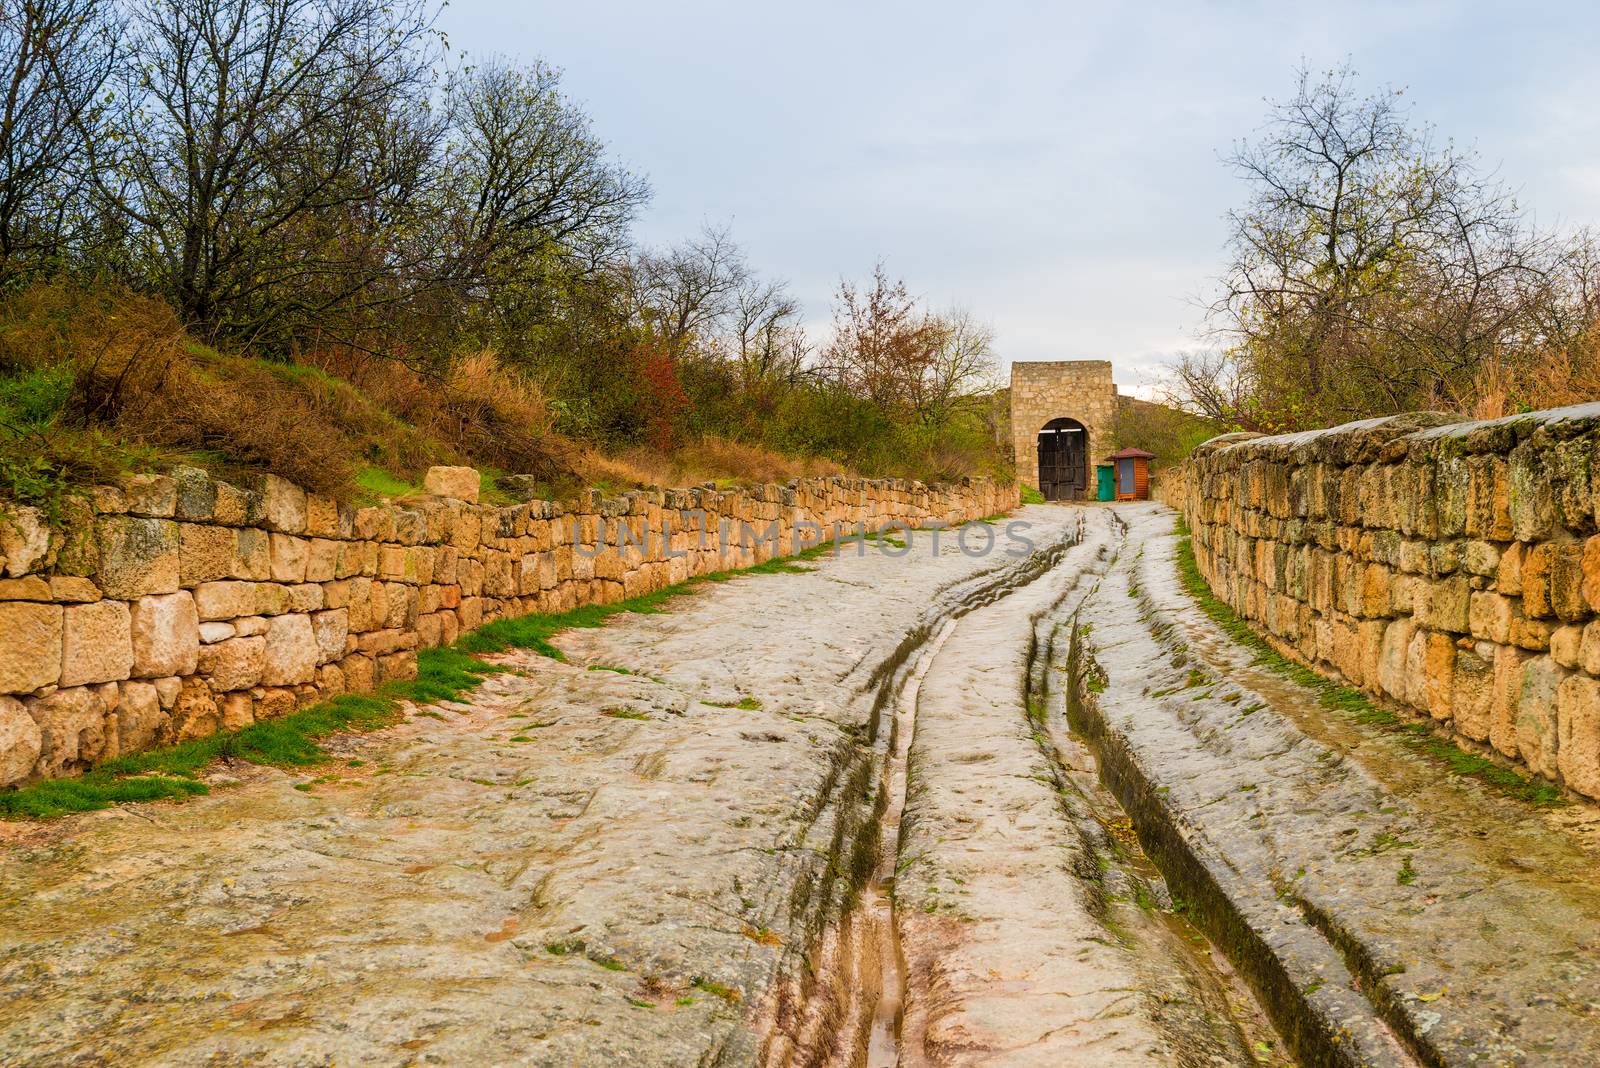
[4,504,1600,1068]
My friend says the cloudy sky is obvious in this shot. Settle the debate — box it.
[438,1,1600,396]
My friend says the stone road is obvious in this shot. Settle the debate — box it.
[3,503,1599,1067]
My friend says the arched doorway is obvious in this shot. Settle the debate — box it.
[1036,418,1088,501]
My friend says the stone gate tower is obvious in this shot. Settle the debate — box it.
[1009,360,1118,501]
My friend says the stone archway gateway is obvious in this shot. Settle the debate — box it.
[1036,416,1088,500]
[1009,359,1119,498]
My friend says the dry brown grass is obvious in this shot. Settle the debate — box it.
[0,281,843,508]
[584,436,843,490]
[1453,330,1600,419]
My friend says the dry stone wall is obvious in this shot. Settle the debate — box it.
[0,467,1016,787]
[1167,404,1600,800]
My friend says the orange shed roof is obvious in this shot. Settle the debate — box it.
[1103,447,1156,460]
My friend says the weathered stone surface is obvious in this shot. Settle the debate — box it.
[0,694,42,785]
[178,522,237,585]
[1558,674,1600,797]
[119,473,176,518]
[0,505,54,577]
[171,465,218,521]
[262,613,317,686]
[262,474,307,533]
[0,576,51,600]
[312,609,349,665]
[60,600,133,687]
[0,601,62,695]
[115,680,166,755]
[1516,655,1565,778]
[130,592,199,678]
[423,465,480,503]
[169,679,219,741]
[197,636,265,691]
[194,580,257,620]
[27,685,106,775]
[270,533,308,582]
[199,620,235,643]
[48,576,100,602]
[96,515,179,598]
[219,691,254,730]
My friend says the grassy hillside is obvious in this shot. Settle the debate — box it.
[0,283,860,516]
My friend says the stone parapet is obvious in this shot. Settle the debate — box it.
[0,468,1017,786]
[1168,403,1600,799]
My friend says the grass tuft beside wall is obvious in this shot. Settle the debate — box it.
[1172,518,1565,808]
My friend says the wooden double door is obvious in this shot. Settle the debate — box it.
[1037,419,1087,501]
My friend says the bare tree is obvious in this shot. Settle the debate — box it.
[443,57,647,277]
[731,275,805,387]
[0,0,118,278]
[907,307,995,433]
[105,0,443,347]
[634,225,747,358]
[1204,61,1580,428]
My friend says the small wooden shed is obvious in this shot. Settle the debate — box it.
[1104,447,1155,501]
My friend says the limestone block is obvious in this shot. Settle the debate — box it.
[96,516,179,599]
[1558,674,1600,798]
[1376,618,1414,701]
[0,694,42,785]
[1522,544,1552,618]
[234,527,271,580]
[304,494,340,538]
[262,613,317,686]
[262,474,307,533]
[169,679,219,741]
[130,592,199,678]
[1517,656,1566,778]
[1451,644,1495,742]
[1583,621,1600,676]
[312,609,348,665]
[0,505,53,578]
[153,675,181,708]
[1553,625,1585,670]
[425,465,480,503]
[1550,543,1588,622]
[1469,591,1513,644]
[0,601,62,694]
[199,621,235,643]
[0,576,50,600]
[178,522,236,585]
[1423,631,1456,721]
[1497,542,1525,595]
[220,691,254,730]
[306,539,340,583]
[194,580,258,620]
[340,654,375,693]
[49,576,100,602]
[1462,540,1501,577]
[60,600,133,687]
[270,533,309,582]
[27,685,106,775]
[120,473,176,518]
[1417,574,1471,634]
[234,616,268,637]
[1584,535,1600,613]
[211,481,259,526]
[171,465,217,521]
[115,680,166,755]
[376,650,417,682]
[1508,444,1557,542]
[198,636,265,691]
[254,582,290,617]
[254,688,296,720]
